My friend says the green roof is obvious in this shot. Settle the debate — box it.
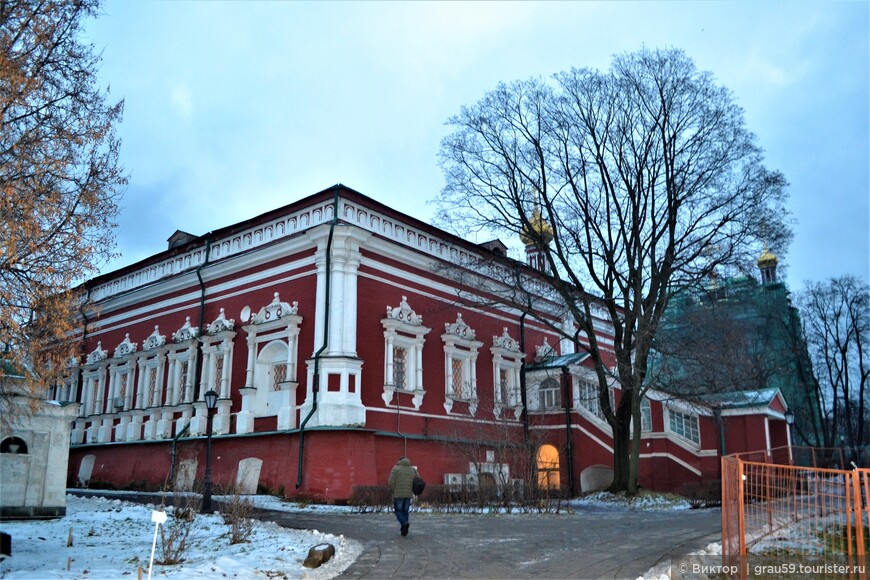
[697,387,782,410]
[526,352,590,371]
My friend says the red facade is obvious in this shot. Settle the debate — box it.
[57,186,791,500]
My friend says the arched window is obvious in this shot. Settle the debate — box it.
[256,340,290,393]
[536,444,560,489]
[1,436,28,454]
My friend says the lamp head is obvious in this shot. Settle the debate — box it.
[204,389,219,411]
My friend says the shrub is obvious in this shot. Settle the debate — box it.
[221,486,255,545]
[678,480,721,508]
[349,485,391,513]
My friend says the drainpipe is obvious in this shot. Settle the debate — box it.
[296,187,339,489]
[562,365,574,495]
[192,237,213,401]
[518,311,530,445]
[77,285,92,404]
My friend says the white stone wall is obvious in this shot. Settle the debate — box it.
[0,396,80,519]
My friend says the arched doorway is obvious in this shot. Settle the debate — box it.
[536,444,560,489]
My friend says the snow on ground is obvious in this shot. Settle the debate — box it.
[570,490,694,511]
[0,493,361,579]
[0,489,719,580]
[637,541,723,580]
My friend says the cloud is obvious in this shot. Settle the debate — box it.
[170,85,193,118]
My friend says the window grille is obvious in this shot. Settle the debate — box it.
[213,357,224,391]
[499,369,509,403]
[451,359,464,397]
[272,363,287,390]
[394,346,407,389]
[147,368,157,406]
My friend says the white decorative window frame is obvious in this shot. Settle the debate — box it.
[81,342,108,416]
[53,357,79,403]
[239,293,303,433]
[167,317,200,407]
[491,327,523,420]
[199,308,236,400]
[442,313,483,416]
[381,296,430,410]
[106,334,138,412]
[133,326,171,441]
[191,308,236,436]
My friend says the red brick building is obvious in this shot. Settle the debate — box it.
[53,185,792,500]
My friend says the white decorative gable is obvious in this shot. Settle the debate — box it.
[142,326,167,350]
[113,334,138,358]
[172,317,199,343]
[207,308,235,335]
[535,337,556,360]
[251,292,298,324]
[86,342,108,365]
[444,313,476,340]
[492,327,520,352]
[385,295,423,326]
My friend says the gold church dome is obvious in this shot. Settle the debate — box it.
[757,246,778,269]
[520,207,554,246]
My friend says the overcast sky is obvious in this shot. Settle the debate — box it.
[85,1,869,290]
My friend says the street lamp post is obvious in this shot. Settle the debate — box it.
[784,409,795,464]
[201,389,218,513]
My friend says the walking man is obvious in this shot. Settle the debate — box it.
[388,456,419,536]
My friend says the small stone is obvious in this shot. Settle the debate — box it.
[303,543,336,568]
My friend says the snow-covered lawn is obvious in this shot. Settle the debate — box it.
[0,493,361,579]
[570,489,695,511]
[0,489,721,580]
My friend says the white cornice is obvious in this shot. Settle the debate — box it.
[89,199,335,303]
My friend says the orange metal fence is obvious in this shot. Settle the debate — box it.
[722,446,870,573]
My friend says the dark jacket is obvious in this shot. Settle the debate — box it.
[388,457,419,499]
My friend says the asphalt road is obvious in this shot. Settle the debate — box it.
[259,504,722,579]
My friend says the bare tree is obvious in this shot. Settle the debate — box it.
[436,48,790,493]
[0,0,125,418]
[798,275,869,449]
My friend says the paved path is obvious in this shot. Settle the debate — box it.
[258,505,722,579]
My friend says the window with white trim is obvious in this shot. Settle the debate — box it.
[491,327,523,419]
[540,378,561,409]
[167,317,199,406]
[241,293,303,418]
[442,313,483,415]
[381,296,430,410]
[200,308,236,401]
[577,377,609,422]
[641,398,652,432]
[667,407,700,444]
